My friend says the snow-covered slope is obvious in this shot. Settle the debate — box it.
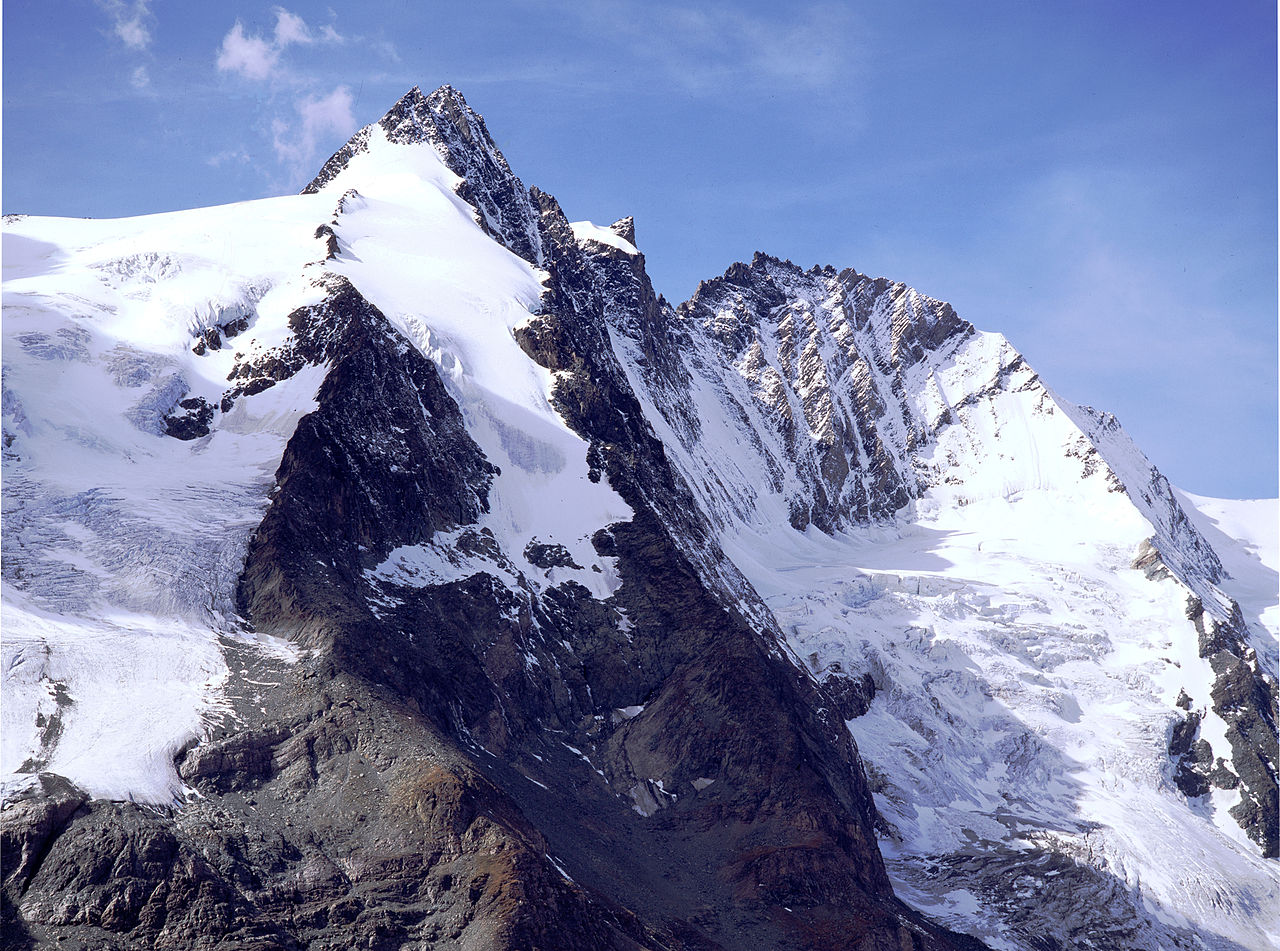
[586,249,1279,948]
[1178,493,1279,662]
[3,198,333,800]
[731,488,1278,949]
[3,84,1274,951]
[0,103,634,803]
[313,126,632,601]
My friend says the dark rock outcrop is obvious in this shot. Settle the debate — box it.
[163,396,215,440]
[1143,560,1279,856]
[4,85,997,950]
[676,255,973,531]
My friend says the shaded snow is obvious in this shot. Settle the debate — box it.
[609,275,1279,949]
[3,198,335,801]
[313,128,632,596]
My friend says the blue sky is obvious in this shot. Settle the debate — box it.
[4,1,1276,498]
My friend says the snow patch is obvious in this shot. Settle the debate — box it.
[570,219,638,256]
[3,197,333,803]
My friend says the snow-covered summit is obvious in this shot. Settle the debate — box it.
[305,83,545,265]
[3,84,1275,951]
[575,211,1279,946]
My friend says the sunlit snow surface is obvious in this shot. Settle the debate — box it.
[602,260,1278,948]
[2,198,333,801]
[730,498,1277,949]
[2,131,629,801]
[570,219,639,257]
[658,321,1280,948]
[313,128,632,599]
[1178,493,1279,669]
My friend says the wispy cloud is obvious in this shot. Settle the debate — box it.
[565,1,859,95]
[272,86,358,174]
[214,8,355,181]
[99,0,153,51]
[273,9,314,47]
[216,8,342,83]
[207,146,252,168]
[96,1,155,92]
[970,165,1276,448]
[217,21,281,81]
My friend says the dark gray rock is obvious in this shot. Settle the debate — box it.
[5,86,989,951]
[1163,579,1277,854]
[523,539,582,570]
[163,397,215,441]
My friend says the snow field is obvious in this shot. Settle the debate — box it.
[314,128,633,600]
[608,280,1278,948]
[3,128,638,805]
[3,198,334,800]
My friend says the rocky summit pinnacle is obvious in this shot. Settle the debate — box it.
[610,215,636,245]
[2,83,1276,951]
[305,84,545,265]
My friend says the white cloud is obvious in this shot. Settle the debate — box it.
[273,86,358,171]
[214,12,355,182]
[216,9,342,82]
[207,147,252,168]
[217,21,281,81]
[99,0,153,51]
[130,65,150,89]
[273,9,313,47]
[299,86,357,142]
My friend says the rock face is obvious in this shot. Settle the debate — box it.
[304,85,543,265]
[1186,596,1278,853]
[598,249,974,533]
[2,84,1275,951]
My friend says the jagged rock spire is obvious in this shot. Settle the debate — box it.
[303,84,545,265]
[609,216,635,246]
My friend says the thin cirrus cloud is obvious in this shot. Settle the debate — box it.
[97,0,153,88]
[207,146,253,169]
[272,87,357,170]
[566,0,858,95]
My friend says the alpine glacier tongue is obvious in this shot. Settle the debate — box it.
[2,84,1275,951]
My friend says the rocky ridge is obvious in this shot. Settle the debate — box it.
[2,84,1275,951]
[3,86,985,950]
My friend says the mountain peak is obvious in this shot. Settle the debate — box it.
[304,83,491,189]
[5,78,1276,951]
[427,82,464,103]
[609,215,635,246]
[378,83,477,148]
[302,84,544,264]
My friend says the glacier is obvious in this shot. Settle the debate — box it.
[2,85,1275,951]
